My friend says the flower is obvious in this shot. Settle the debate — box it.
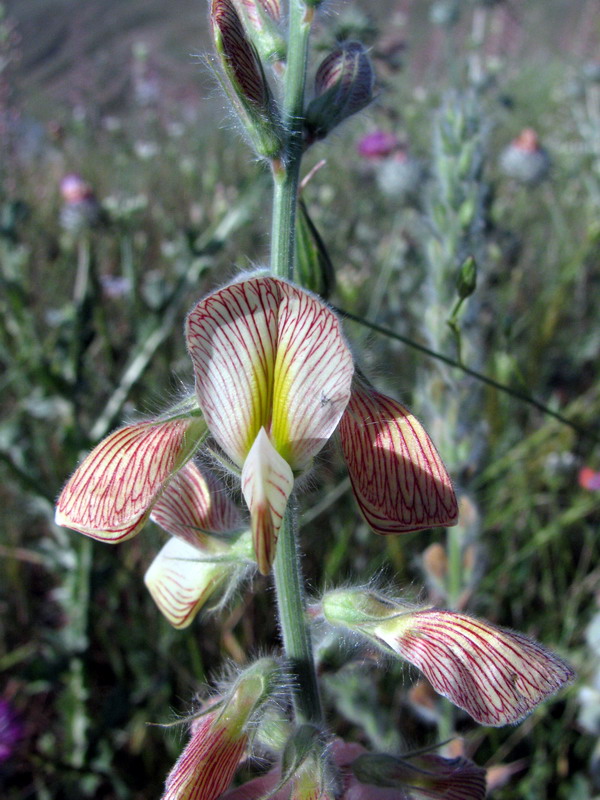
[499,128,550,185]
[59,173,101,232]
[356,131,401,160]
[163,659,282,800]
[56,274,457,577]
[322,589,574,726]
[186,274,457,573]
[579,466,600,491]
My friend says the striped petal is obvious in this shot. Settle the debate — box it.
[144,537,231,629]
[55,417,207,543]
[150,462,241,549]
[186,276,353,472]
[339,383,458,534]
[376,610,574,726]
[241,427,294,574]
[271,280,353,469]
[162,710,247,800]
[186,276,280,467]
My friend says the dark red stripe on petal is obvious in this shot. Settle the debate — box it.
[387,610,573,725]
[56,419,200,542]
[151,462,241,547]
[339,384,458,534]
[186,277,281,466]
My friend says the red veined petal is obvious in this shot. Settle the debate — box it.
[162,711,247,800]
[186,276,280,467]
[55,417,206,543]
[144,537,231,629]
[271,281,353,469]
[339,383,458,534]
[377,610,574,726]
[241,427,294,575]
[150,462,241,548]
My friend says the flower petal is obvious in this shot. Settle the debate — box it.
[339,383,458,534]
[241,427,294,574]
[144,537,231,629]
[151,462,241,548]
[55,417,206,542]
[186,276,280,467]
[162,710,247,800]
[271,281,353,469]
[377,610,574,726]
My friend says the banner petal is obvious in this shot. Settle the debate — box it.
[339,383,458,534]
[186,276,280,467]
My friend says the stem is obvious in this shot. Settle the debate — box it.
[270,1,313,279]
[269,0,321,725]
[273,504,323,724]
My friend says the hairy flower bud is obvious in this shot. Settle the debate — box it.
[162,658,282,800]
[305,42,375,143]
[211,0,283,158]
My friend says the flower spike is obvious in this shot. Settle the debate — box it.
[339,382,458,534]
[55,416,207,542]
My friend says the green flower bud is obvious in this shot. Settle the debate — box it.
[305,42,375,143]
[456,255,477,299]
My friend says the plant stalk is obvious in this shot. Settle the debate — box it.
[270,0,313,279]
[273,504,323,724]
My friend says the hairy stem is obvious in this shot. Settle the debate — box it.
[273,504,323,724]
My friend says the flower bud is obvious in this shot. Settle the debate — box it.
[322,588,574,726]
[211,0,283,158]
[162,659,282,800]
[305,42,375,143]
[295,199,335,299]
[456,254,477,299]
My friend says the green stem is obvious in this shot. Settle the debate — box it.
[270,1,313,279]
[269,0,321,725]
[273,504,323,724]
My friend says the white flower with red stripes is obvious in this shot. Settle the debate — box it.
[55,273,458,577]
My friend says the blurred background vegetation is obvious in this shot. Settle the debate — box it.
[1,0,600,798]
